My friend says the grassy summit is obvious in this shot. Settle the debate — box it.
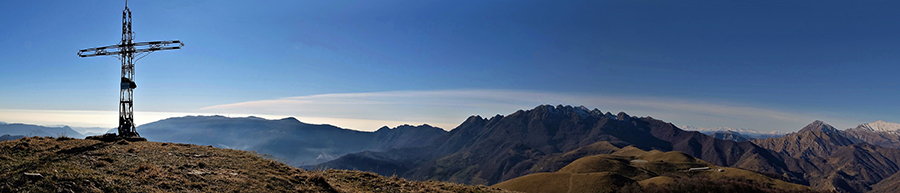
[0,136,508,193]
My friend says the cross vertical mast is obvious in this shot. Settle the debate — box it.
[118,2,138,137]
[78,1,184,138]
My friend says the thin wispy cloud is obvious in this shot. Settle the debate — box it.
[1,90,864,133]
[199,90,865,132]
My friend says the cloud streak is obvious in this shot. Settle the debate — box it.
[1,90,865,133]
[199,90,866,132]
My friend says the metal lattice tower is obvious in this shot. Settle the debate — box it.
[77,1,183,138]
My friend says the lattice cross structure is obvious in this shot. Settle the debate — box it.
[77,1,183,138]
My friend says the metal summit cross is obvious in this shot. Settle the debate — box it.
[77,1,183,138]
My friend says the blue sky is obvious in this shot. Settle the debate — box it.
[2,0,899,133]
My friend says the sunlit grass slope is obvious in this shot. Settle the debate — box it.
[493,145,818,193]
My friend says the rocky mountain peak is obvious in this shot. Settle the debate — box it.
[278,117,300,122]
[798,120,839,134]
[460,115,488,127]
[375,126,392,132]
[752,120,857,160]
[616,112,631,121]
[522,105,609,121]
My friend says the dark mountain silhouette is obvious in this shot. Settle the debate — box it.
[372,124,447,150]
[320,105,804,185]
[135,115,446,166]
[752,121,900,193]
[0,122,85,139]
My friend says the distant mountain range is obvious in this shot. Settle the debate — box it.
[12,105,898,192]
[317,105,809,186]
[707,130,754,142]
[132,115,446,166]
[844,120,900,149]
[681,125,785,140]
[856,121,900,133]
[315,106,900,193]
[0,122,85,139]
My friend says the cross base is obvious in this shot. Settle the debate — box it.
[86,133,147,142]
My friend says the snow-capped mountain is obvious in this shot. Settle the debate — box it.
[680,126,785,135]
[855,120,900,133]
[843,120,900,149]
[681,125,785,140]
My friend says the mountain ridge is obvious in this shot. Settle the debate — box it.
[682,125,785,140]
[751,120,900,193]
[844,120,900,149]
[681,125,786,135]
[857,120,900,133]
[38,105,899,192]
[320,105,807,186]
[134,115,446,166]
[0,122,85,139]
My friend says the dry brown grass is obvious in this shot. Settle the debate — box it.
[637,176,675,187]
[493,145,820,193]
[0,137,512,193]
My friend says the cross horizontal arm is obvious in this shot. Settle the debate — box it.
[77,40,183,57]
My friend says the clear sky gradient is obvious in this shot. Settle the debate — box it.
[2,0,899,134]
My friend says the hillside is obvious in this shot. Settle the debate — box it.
[135,116,446,166]
[870,171,900,193]
[492,146,817,193]
[320,105,806,185]
[752,121,900,193]
[0,136,507,193]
